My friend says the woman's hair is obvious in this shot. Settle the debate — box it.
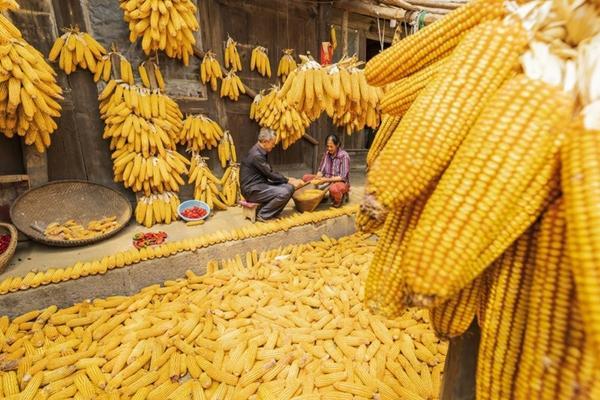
[325,134,340,147]
[258,127,276,142]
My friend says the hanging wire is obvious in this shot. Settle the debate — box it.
[376,14,385,51]
[286,0,290,48]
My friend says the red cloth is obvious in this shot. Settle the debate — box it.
[302,174,349,206]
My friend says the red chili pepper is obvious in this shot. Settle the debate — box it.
[182,206,207,219]
[0,234,10,254]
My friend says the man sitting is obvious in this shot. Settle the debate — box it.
[302,134,350,207]
[240,128,303,221]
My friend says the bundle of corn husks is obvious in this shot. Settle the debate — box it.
[360,0,600,398]
[98,62,188,226]
[0,33,63,152]
[118,0,199,65]
[250,86,311,149]
[0,234,448,400]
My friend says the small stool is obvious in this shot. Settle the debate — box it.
[240,200,260,222]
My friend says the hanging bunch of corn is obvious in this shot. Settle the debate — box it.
[326,60,383,135]
[180,114,224,151]
[137,59,165,90]
[93,51,136,85]
[135,191,181,227]
[277,48,297,81]
[224,37,242,72]
[118,0,199,65]
[0,1,22,39]
[200,51,223,92]
[220,70,245,101]
[278,55,324,121]
[359,0,600,398]
[250,87,311,149]
[0,0,19,10]
[0,35,63,152]
[217,131,236,168]
[98,61,188,226]
[220,163,240,207]
[250,46,271,77]
[47,27,107,75]
[188,154,227,210]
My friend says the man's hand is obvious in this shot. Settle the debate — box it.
[288,177,304,189]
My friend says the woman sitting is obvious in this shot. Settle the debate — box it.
[302,134,350,207]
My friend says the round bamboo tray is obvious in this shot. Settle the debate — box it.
[10,180,132,247]
[0,223,17,273]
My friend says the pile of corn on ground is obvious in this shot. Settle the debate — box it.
[359,0,600,399]
[0,233,446,400]
[0,206,356,295]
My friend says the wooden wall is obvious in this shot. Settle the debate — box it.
[1,0,374,199]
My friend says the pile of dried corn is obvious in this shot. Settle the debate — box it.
[0,205,357,295]
[0,233,446,400]
[360,0,600,398]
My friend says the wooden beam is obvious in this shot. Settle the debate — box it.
[381,0,461,12]
[334,1,441,24]
[409,0,466,9]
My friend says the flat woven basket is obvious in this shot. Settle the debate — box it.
[292,186,326,213]
[10,180,132,247]
[0,223,17,273]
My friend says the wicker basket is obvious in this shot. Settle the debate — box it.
[10,180,132,247]
[0,223,17,273]
[292,186,327,213]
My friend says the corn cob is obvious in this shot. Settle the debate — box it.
[475,224,538,400]
[430,275,483,339]
[400,74,574,306]
[364,187,431,318]
[364,0,505,86]
[365,114,401,170]
[277,49,297,81]
[515,198,573,399]
[561,118,600,354]
[364,19,527,220]
[380,58,446,117]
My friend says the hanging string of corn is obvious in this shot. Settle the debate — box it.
[217,131,236,169]
[250,46,271,77]
[48,26,107,75]
[200,51,223,92]
[220,70,245,101]
[118,0,199,65]
[276,48,297,81]
[0,26,62,152]
[224,37,242,72]
[250,87,311,149]
[188,154,227,211]
[180,114,224,152]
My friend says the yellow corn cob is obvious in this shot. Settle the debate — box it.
[365,114,401,170]
[430,275,483,339]
[401,74,574,306]
[561,119,600,354]
[364,19,527,220]
[380,58,446,117]
[364,187,431,317]
[333,381,374,397]
[476,224,538,400]
[515,198,572,399]
[364,0,505,85]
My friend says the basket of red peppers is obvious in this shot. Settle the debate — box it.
[0,223,18,272]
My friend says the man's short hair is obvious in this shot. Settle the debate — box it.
[258,128,276,143]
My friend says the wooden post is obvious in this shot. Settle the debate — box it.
[440,321,480,400]
[342,10,349,56]
[21,142,48,187]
